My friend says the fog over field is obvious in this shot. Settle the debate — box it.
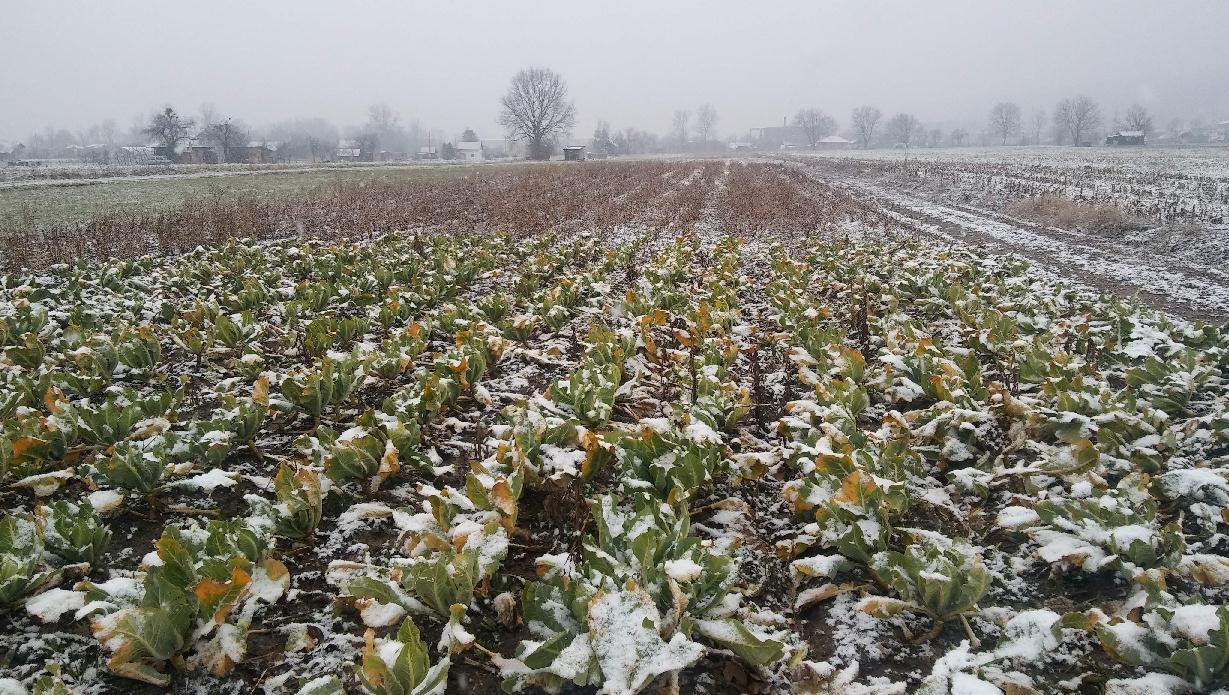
[2,0,1228,142]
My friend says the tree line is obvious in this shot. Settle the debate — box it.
[2,64,1209,163]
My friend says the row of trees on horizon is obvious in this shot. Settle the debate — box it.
[3,66,1219,162]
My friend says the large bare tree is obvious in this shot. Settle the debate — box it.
[851,105,882,149]
[671,109,690,149]
[886,112,920,148]
[498,67,577,160]
[1029,109,1046,145]
[203,116,247,162]
[143,106,194,159]
[1121,103,1154,137]
[988,102,1022,145]
[793,108,837,148]
[1054,96,1101,146]
[694,103,718,144]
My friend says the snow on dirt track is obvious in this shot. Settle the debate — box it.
[791,155,1229,322]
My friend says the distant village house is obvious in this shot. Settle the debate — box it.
[1105,130,1145,146]
[0,143,26,162]
[817,135,855,150]
[751,125,809,149]
[456,140,483,162]
[335,139,364,161]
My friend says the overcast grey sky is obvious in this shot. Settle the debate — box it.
[2,0,1227,142]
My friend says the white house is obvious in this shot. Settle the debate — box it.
[456,141,483,162]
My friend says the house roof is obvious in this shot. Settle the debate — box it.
[456,141,482,150]
[1114,130,1145,138]
[819,135,854,144]
[562,145,586,150]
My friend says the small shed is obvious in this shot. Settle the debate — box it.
[1219,120,1229,143]
[563,145,586,161]
[1105,130,1145,146]
[456,141,483,162]
[336,139,362,161]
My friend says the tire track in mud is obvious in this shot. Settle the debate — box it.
[797,166,1229,322]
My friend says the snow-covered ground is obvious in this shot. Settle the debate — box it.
[789,152,1229,322]
[794,145,1229,179]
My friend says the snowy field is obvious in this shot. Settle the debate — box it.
[0,161,1227,695]
[797,145,1229,178]
[789,148,1229,321]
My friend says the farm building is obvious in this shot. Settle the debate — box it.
[1220,120,1229,142]
[179,142,218,164]
[817,135,855,150]
[1,143,26,162]
[563,145,586,161]
[114,146,170,165]
[335,139,362,161]
[1105,130,1145,146]
[751,125,809,149]
[233,142,277,164]
[62,144,110,163]
[416,146,439,160]
[456,141,483,162]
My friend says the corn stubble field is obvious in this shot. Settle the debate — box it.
[0,159,1227,695]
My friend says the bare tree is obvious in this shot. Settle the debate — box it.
[199,102,217,131]
[1121,104,1155,137]
[694,104,718,145]
[266,117,339,162]
[616,127,659,155]
[950,128,969,146]
[851,105,882,149]
[367,104,399,134]
[1053,96,1101,146]
[99,118,117,149]
[1029,109,1046,145]
[988,102,1022,145]
[671,109,690,149]
[363,103,409,157]
[886,113,920,148]
[498,67,577,160]
[793,108,837,148]
[143,107,195,158]
[203,116,248,162]
[928,128,943,147]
